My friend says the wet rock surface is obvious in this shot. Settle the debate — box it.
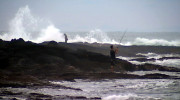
[0,39,180,79]
[0,39,180,99]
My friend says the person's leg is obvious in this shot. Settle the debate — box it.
[111,65,114,72]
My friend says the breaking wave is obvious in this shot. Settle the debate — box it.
[102,94,160,100]
[119,53,180,68]
[127,37,180,46]
[0,5,118,44]
[0,5,180,46]
[0,5,65,43]
[69,29,119,44]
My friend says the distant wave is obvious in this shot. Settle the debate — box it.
[118,53,180,68]
[68,29,119,44]
[0,5,65,43]
[102,94,160,100]
[0,5,119,44]
[127,37,180,46]
[0,5,180,47]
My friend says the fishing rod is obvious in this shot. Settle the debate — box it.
[119,29,127,44]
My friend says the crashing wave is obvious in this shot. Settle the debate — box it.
[127,37,180,46]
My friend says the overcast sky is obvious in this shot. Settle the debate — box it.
[0,0,180,32]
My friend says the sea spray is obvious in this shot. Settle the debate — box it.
[0,5,119,44]
[102,94,139,100]
[69,29,119,44]
[9,5,50,41]
[36,25,64,43]
[1,5,180,46]
[127,37,180,46]
[0,5,65,43]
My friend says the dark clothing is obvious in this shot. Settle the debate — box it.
[110,49,116,66]
[110,49,115,59]
[64,34,68,43]
[111,59,116,66]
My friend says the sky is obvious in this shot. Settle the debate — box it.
[0,0,180,32]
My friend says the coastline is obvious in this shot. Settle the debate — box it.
[0,38,180,99]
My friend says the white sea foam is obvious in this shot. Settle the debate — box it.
[36,25,64,43]
[118,53,180,68]
[1,79,179,99]
[137,53,180,59]
[0,5,64,43]
[1,5,180,46]
[128,70,180,77]
[136,53,180,67]
[128,37,180,46]
[0,5,119,44]
[102,94,161,100]
[102,94,138,100]
[69,29,119,44]
[149,59,180,68]
[50,79,176,99]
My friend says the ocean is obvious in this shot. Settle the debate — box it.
[0,5,180,100]
[0,5,180,46]
[66,31,180,46]
[1,31,180,100]
[1,79,180,100]
[51,79,180,100]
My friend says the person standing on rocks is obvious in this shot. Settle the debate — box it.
[110,45,118,72]
[64,33,68,43]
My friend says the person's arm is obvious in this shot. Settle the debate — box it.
[115,47,119,54]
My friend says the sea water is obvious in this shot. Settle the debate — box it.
[50,79,180,100]
[1,79,180,100]
[0,5,180,46]
[0,5,180,100]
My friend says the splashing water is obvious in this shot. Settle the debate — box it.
[69,29,119,44]
[0,5,119,44]
[130,37,180,46]
[0,5,65,43]
[1,5,179,46]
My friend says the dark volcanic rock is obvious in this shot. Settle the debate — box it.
[141,73,172,79]
[28,93,52,100]
[137,63,180,72]
[55,95,101,100]
[130,57,180,62]
[130,58,156,62]
[56,72,179,80]
[0,90,22,96]
[0,39,180,83]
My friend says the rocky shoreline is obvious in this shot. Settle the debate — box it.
[0,38,180,99]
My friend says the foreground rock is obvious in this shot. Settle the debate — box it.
[1,39,180,99]
[0,39,180,80]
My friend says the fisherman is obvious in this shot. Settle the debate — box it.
[64,33,68,43]
[110,45,118,72]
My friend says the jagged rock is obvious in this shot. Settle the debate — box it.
[141,73,171,79]
[28,93,52,100]
[55,95,101,100]
[0,90,22,96]
[0,40,180,82]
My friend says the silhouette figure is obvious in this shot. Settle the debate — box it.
[64,33,68,43]
[110,45,118,72]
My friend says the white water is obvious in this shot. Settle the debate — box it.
[0,5,118,44]
[118,53,180,68]
[0,5,65,43]
[50,79,180,100]
[1,5,180,46]
[69,29,119,44]
[51,79,180,99]
[128,70,180,77]
[129,37,180,46]
[1,79,179,100]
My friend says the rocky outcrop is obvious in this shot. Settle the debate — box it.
[1,39,180,99]
[0,39,180,79]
